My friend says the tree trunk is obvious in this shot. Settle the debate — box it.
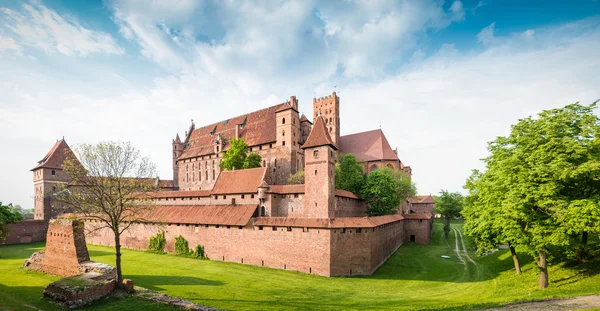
[444,217,450,240]
[509,244,521,275]
[538,251,548,289]
[577,231,588,263]
[114,230,123,289]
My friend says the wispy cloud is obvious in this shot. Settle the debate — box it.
[0,2,123,56]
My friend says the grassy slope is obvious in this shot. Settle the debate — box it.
[1,220,599,310]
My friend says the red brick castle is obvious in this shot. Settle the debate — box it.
[8,92,433,277]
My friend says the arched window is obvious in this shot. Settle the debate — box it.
[325,119,328,124]
[330,117,332,124]
[282,117,286,124]
[261,206,266,217]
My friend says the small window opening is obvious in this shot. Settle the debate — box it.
[259,226,263,230]
[272,226,277,231]
[282,117,286,124]
[51,170,56,176]
[287,227,292,232]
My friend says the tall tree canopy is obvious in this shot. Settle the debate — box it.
[378,166,416,203]
[335,154,365,195]
[362,170,400,216]
[0,201,23,241]
[219,138,262,170]
[55,141,158,289]
[462,101,600,289]
[435,190,464,240]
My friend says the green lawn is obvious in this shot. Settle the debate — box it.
[1,221,599,310]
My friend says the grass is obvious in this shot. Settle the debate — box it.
[1,220,599,310]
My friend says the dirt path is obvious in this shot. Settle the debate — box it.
[486,295,600,310]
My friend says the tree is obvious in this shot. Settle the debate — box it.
[288,170,305,184]
[243,152,262,169]
[435,190,464,240]
[463,102,600,289]
[55,141,158,290]
[11,204,24,216]
[378,166,416,203]
[1,201,23,241]
[362,171,400,216]
[220,138,262,171]
[335,154,365,195]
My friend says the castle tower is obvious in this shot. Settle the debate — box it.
[31,138,75,221]
[302,114,338,218]
[172,134,183,189]
[274,96,301,184]
[313,91,340,146]
[299,113,312,146]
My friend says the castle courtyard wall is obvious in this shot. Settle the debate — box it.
[0,219,48,245]
[403,219,433,244]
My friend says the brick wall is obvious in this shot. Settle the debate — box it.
[1,219,48,245]
[41,219,90,277]
[403,219,433,244]
[334,196,366,217]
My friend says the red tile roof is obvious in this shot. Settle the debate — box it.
[211,167,267,194]
[339,129,399,162]
[266,185,359,199]
[139,205,257,226]
[180,102,290,159]
[253,214,404,228]
[141,190,211,198]
[267,184,305,194]
[402,213,433,220]
[31,139,77,171]
[301,115,338,150]
[408,195,435,204]
[299,114,311,124]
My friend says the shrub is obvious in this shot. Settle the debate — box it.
[175,235,190,256]
[148,231,166,253]
[288,170,305,184]
[192,245,205,259]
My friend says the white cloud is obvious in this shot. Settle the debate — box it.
[0,29,22,54]
[477,22,496,45]
[0,2,123,56]
[450,1,465,21]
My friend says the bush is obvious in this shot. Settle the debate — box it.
[148,231,166,253]
[288,170,305,184]
[192,245,205,259]
[175,235,190,256]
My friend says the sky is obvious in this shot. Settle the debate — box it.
[1,0,600,208]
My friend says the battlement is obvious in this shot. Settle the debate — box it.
[313,92,339,103]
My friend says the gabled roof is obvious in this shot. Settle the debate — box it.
[301,115,338,150]
[339,129,399,162]
[408,195,435,204]
[211,167,267,194]
[266,184,359,199]
[253,214,404,228]
[179,102,290,160]
[31,139,77,171]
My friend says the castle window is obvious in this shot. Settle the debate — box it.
[293,118,295,124]
[282,117,286,124]
[282,130,285,136]
[259,145,263,150]
[217,146,220,152]
[213,170,215,180]
[51,170,56,176]
[270,143,273,148]
[315,170,317,175]
[313,150,319,158]
[242,194,245,199]
[259,226,263,230]
[287,227,292,232]
[223,195,226,199]
[330,117,332,124]
[356,228,362,233]
[325,119,328,124]
[294,194,299,198]
[251,194,255,199]
[282,141,286,146]
[186,164,188,171]
[340,228,346,234]
[272,226,277,231]
[262,160,266,167]
[214,195,218,200]
[330,127,332,133]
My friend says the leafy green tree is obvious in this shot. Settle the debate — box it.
[362,171,400,216]
[378,166,416,203]
[288,170,305,184]
[335,154,365,195]
[11,204,24,216]
[1,201,23,241]
[435,190,464,240]
[243,152,262,169]
[463,102,600,289]
[220,138,262,170]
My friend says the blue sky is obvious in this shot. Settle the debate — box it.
[1,0,599,207]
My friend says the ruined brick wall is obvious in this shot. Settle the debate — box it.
[330,220,404,276]
[85,221,333,276]
[334,196,366,217]
[0,219,48,245]
[403,219,433,245]
[41,219,90,276]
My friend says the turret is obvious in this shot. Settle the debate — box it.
[313,91,340,146]
[172,134,183,189]
[301,113,338,218]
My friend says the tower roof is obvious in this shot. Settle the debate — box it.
[299,113,311,124]
[301,115,338,150]
[31,139,77,171]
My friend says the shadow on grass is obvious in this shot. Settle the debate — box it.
[127,274,224,291]
[0,241,46,260]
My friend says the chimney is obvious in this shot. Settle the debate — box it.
[290,96,298,110]
[235,124,240,139]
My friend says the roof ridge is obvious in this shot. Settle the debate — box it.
[301,115,338,150]
[192,101,289,133]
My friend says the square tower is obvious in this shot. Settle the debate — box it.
[302,114,338,218]
[274,96,301,184]
[313,91,340,146]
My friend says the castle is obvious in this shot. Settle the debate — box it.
[5,92,433,277]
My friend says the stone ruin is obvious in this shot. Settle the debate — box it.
[23,218,121,308]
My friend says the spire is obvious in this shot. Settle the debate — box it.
[175,133,181,143]
[301,115,338,150]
